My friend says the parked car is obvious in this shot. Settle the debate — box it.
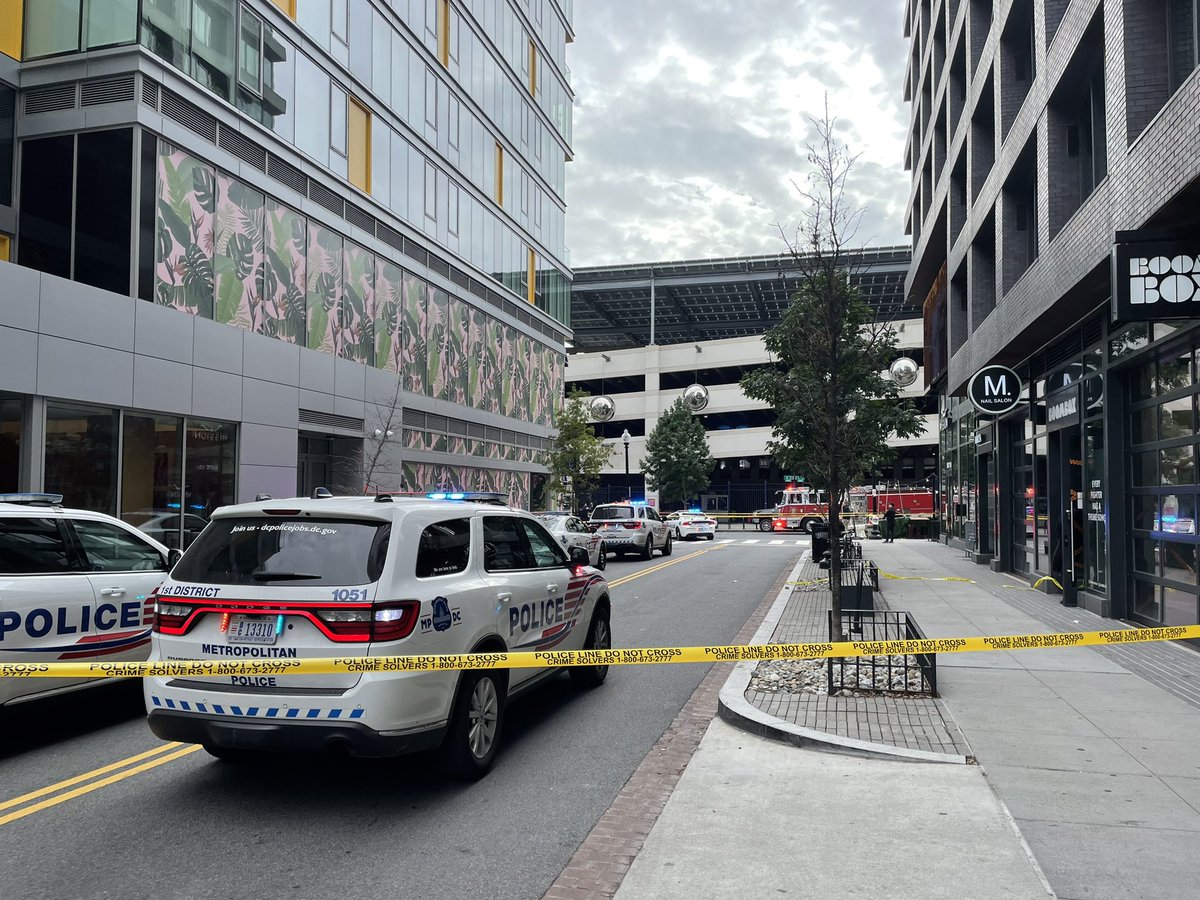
[537,513,607,570]
[0,493,175,708]
[145,491,612,779]
[587,502,672,559]
[665,511,717,541]
[123,509,210,550]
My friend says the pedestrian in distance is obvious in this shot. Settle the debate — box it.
[883,503,897,543]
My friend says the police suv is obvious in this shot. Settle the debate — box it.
[145,491,612,779]
[0,493,174,707]
[588,502,672,559]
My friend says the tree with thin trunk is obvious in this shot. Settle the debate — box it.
[545,389,615,513]
[740,100,923,638]
[643,397,714,509]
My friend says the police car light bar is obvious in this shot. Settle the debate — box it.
[425,491,509,505]
[0,493,64,506]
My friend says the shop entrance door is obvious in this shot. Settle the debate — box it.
[1049,424,1084,606]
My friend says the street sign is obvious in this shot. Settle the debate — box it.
[967,364,1022,416]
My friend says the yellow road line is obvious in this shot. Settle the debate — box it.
[0,742,185,813]
[608,545,725,588]
[0,744,201,827]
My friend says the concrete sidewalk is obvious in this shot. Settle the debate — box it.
[619,540,1200,899]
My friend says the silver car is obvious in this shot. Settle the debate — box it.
[587,502,672,560]
[537,514,607,570]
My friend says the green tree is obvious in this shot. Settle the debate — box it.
[741,102,923,634]
[545,389,614,512]
[643,397,714,509]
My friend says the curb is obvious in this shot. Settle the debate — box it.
[717,553,971,765]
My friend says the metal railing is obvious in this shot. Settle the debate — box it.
[827,607,937,697]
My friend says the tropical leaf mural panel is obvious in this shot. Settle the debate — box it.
[484,318,504,414]
[500,324,518,417]
[340,242,375,365]
[306,225,342,354]
[213,175,264,332]
[512,332,532,422]
[374,260,404,373]
[467,307,486,410]
[402,272,428,395]
[427,288,450,401]
[262,200,307,344]
[154,145,215,316]
[446,301,469,406]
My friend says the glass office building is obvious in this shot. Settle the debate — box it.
[0,0,572,545]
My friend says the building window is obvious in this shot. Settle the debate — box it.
[528,38,537,95]
[45,403,120,516]
[527,248,536,305]
[18,134,78,280]
[1168,0,1199,93]
[437,0,449,67]
[495,141,504,206]
[24,0,83,58]
[348,96,371,192]
[0,83,12,205]
[0,397,20,493]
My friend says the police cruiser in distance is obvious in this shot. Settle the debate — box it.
[145,491,612,779]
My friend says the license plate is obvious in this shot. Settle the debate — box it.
[227,614,279,645]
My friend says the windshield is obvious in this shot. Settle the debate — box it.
[172,518,390,586]
[590,506,634,520]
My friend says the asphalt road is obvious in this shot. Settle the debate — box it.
[0,539,802,900]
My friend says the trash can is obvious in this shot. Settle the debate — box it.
[811,524,830,562]
[838,562,875,613]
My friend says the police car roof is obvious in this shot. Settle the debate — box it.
[212,493,521,520]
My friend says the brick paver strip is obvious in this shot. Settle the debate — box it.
[540,556,799,900]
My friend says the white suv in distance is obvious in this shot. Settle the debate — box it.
[666,511,717,541]
[144,492,612,779]
[0,493,174,708]
[588,502,672,560]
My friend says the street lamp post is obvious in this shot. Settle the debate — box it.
[621,429,631,501]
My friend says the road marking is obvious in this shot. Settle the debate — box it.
[742,540,760,544]
[0,742,185,813]
[0,744,201,827]
[608,545,725,588]
[769,540,784,545]
[718,539,736,544]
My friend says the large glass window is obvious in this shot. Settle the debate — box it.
[1085,420,1107,591]
[17,135,74,278]
[0,84,13,207]
[44,403,119,516]
[142,0,192,68]
[74,129,134,295]
[0,398,21,493]
[120,414,183,550]
[184,418,237,521]
[86,0,138,48]
[191,0,237,102]
[24,0,83,58]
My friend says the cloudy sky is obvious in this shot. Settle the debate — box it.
[564,1,911,268]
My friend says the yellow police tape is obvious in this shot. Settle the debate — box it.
[4,624,1200,679]
[1032,575,1065,591]
[881,573,977,584]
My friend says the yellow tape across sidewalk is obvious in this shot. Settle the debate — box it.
[4,624,1200,679]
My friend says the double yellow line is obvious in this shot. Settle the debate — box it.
[1,544,718,827]
[0,742,201,826]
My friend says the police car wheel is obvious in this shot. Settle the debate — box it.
[444,670,506,780]
[641,535,654,560]
[661,533,672,556]
[570,608,611,688]
[595,543,607,570]
[757,518,773,532]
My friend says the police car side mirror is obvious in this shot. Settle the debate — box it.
[568,546,590,567]
[167,548,184,569]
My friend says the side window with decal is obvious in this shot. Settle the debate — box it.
[415,518,471,578]
[482,516,534,571]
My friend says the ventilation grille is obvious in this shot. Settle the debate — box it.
[426,414,449,433]
[266,155,307,195]
[80,75,135,107]
[161,90,217,143]
[1082,315,1103,349]
[142,78,159,109]
[377,223,404,253]
[1045,329,1082,370]
[468,423,487,438]
[308,180,345,217]
[298,409,365,431]
[344,201,374,233]
[218,126,267,172]
[402,409,426,427]
[428,256,450,279]
[450,268,470,289]
[25,84,77,115]
[402,238,427,266]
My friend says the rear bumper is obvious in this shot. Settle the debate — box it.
[147,709,446,757]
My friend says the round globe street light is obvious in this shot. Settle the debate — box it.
[889,357,920,388]
[590,394,616,422]
[682,383,710,412]
[621,428,632,501]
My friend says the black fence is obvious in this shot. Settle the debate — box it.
[827,608,937,697]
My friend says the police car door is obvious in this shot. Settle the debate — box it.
[0,513,100,704]
[69,517,168,662]
[482,515,573,690]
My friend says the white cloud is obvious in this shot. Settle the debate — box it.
[564,1,911,267]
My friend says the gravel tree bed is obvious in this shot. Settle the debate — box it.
[748,657,932,697]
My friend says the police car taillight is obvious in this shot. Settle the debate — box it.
[370,600,420,642]
[315,607,373,640]
[621,521,642,529]
[153,596,193,634]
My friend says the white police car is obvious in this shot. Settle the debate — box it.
[536,513,606,570]
[666,510,717,541]
[588,502,672,560]
[0,493,174,707]
[144,491,612,779]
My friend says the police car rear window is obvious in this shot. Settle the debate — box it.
[0,517,75,574]
[172,518,390,586]
[590,507,633,520]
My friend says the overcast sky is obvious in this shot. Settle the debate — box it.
[564,1,911,268]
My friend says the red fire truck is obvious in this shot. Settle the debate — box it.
[763,486,829,533]
[847,486,935,536]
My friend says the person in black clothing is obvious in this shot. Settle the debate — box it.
[883,504,897,543]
